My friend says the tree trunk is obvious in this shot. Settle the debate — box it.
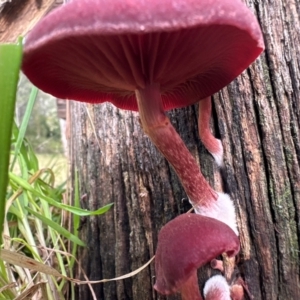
[68,1,299,299]
[0,0,61,43]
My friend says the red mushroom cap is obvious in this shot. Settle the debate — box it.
[154,214,240,295]
[22,0,264,111]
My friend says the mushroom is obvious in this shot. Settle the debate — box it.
[203,275,231,300]
[204,275,246,300]
[230,282,244,300]
[22,0,264,226]
[198,96,224,167]
[154,213,240,300]
[230,277,248,300]
[211,258,224,273]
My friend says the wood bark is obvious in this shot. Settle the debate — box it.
[69,1,300,299]
[0,0,62,43]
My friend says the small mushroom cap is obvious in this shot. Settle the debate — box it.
[154,214,240,295]
[22,0,264,110]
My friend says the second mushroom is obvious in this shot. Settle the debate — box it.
[154,213,240,299]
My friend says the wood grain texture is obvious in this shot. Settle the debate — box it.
[69,1,300,299]
[0,0,61,43]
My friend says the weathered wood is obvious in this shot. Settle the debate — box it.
[69,1,300,299]
[0,0,61,43]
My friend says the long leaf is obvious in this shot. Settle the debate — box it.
[0,249,62,277]
[10,86,38,171]
[9,172,113,216]
[25,207,85,246]
[0,39,23,243]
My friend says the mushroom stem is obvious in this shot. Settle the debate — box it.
[210,259,224,272]
[135,83,217,207]
[198,97,224,167]
[203,275,231,300]
[230,282,244,300]
[180,271,203,300]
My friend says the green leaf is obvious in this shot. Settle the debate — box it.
[0,39,23,243]
[73,171,80,233]
[25,207,86,247]
[60,202,114,216]
[10,86,38,171]
[9,172,113,216]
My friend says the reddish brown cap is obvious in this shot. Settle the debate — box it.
[22,0,264,111]
[154,214,240,295]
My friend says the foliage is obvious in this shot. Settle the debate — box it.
[0,39,22,245]
[16,75,63,154]
[0,41,113,299]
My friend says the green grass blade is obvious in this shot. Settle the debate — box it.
[73,171,80,234]
[10,86,38,171]
[0,39,23,243]
[25,207,86,247]
[11,124,39,175]
[9,172,113,216]
[60,202,114,216]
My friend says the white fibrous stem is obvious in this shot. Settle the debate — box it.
[203,275,231,300]
[197,97,238,234]
[194,192,238,235]
[136,83,217,207]
[198,97,224,167]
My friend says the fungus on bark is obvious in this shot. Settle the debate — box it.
[22,0,264,225]
[198,96,224,167]
[211,258,224,272]
[203,275,231,300]
[205,275,247,300]
[154,214,240,300]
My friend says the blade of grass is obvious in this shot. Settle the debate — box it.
[14,281,47,300]
[11,124,39,175]
[73,170,80,237]
[69,170,80,300]
[9,172,113,216]
[0,249,62,277]
[10,86,38,171]
[0,39,23,243]
[71,170,80,266]
[26,207,85,246]
[0,278,16,299]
